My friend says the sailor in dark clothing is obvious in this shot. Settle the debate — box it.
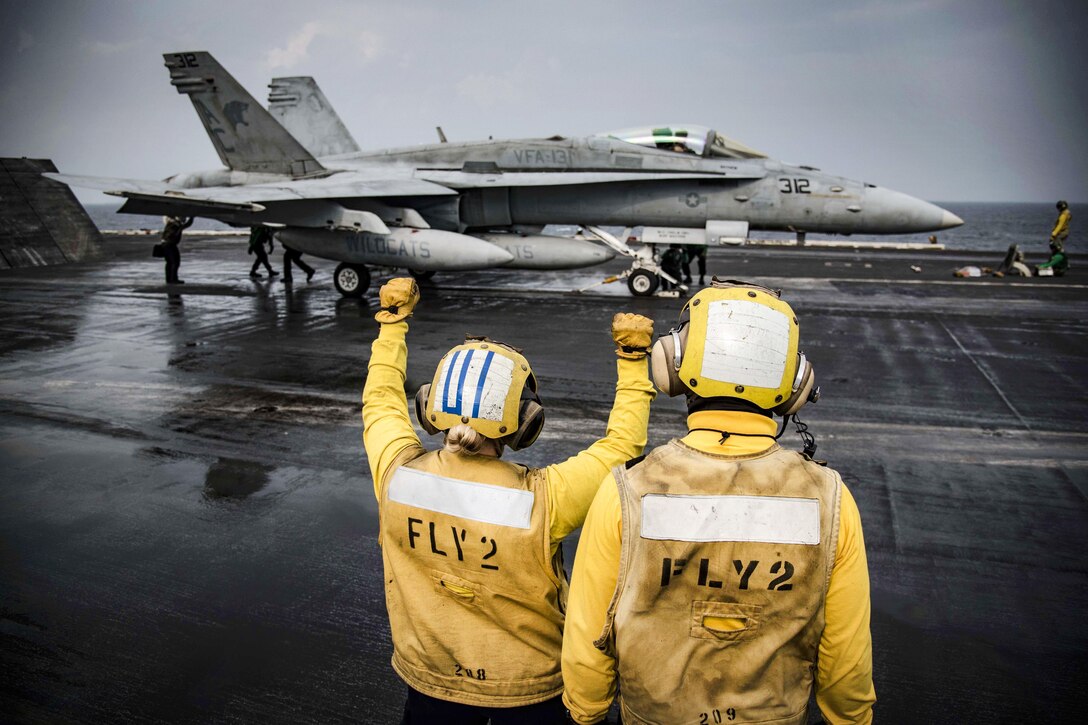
[659,244,687,291]
[282,244,315,284]
[248,226,278,278]
[684,243,708,285]
[161,216,193,284]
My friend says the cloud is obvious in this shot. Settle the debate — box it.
[357,30,385,62]
[831,0,948,24]
[18,30,34,53]
[456,72,524,108]
[265,21,323,70]
[85,40,139,56]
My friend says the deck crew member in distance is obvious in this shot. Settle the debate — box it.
[160,215,193,284]
[1050,200,1071,252]
[562,280,876,724]
[362,277,656,723]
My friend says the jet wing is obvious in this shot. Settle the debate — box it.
[43,173,178,195]
[45,171,456,203]
[105,190,266,213]
[222,173,457,201]
[415,169,764,189]
[44,173,270,220]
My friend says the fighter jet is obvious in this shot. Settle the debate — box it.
[46,50,963,297]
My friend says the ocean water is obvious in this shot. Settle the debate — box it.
[84,201,1079,253]
[748,201,1079,253]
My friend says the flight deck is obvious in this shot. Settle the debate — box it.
[1,235,1085,722]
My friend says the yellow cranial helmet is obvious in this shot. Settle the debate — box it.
[414,337,544,449]
[650,280,817,415]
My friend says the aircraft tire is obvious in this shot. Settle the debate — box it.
[409,269,436,281]
[627,269,659,297]
[334,263,370,298]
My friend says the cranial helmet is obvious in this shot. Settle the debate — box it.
[414,336,545,450]
[650,280,818,416]
[1057,200,1069,211]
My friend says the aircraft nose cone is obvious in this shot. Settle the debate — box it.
[940,209,964,229]
[860,187,963,234]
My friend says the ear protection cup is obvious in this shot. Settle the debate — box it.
[650,324,689,397]
[502,398,545,450]
[500,369,544,450]
[773,355,817,416]
[414,384,441,435]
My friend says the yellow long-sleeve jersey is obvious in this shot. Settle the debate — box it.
[562,410,876,724]
[362,319,657,552]
[1051,209,1071,241]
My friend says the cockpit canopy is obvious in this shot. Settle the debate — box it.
[597,124,766,159]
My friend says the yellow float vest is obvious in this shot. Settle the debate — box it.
[379,448,567,707]
[599,440,841,725]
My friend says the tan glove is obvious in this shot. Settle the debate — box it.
[612,312,654,359]
[374,277,420,323]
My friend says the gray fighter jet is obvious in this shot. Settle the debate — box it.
[46,51,963,297]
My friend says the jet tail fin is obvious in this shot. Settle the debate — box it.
[267,77,360,158]
[163,51,325,177]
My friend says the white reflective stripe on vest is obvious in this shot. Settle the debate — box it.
[389,467,534,529]
[640,494,820,544]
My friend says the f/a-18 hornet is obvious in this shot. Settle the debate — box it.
[46,51,963,297]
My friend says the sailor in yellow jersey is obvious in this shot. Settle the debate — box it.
[1050,200,1071,252]
[362,278,656,724]
[562,280,876,724]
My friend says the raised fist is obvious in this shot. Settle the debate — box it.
[375,277,420,323]
[612,313,654,359]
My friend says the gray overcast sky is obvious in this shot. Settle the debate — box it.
[2,0,1085,204]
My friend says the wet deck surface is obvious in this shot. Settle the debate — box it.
[2,236,1086,723]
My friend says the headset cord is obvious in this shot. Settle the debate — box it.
[788,414,819,460]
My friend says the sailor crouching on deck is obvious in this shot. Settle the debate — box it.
[562,280,876,724]
[362,278,656,723]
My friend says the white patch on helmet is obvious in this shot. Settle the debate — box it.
[700,300,790,389]
[437,349,515,422]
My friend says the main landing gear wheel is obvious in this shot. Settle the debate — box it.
[627,268,659,297]
[409,269,436,281]
[333,263,370,298]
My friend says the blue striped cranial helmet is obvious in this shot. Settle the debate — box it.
[414,336,544,450]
